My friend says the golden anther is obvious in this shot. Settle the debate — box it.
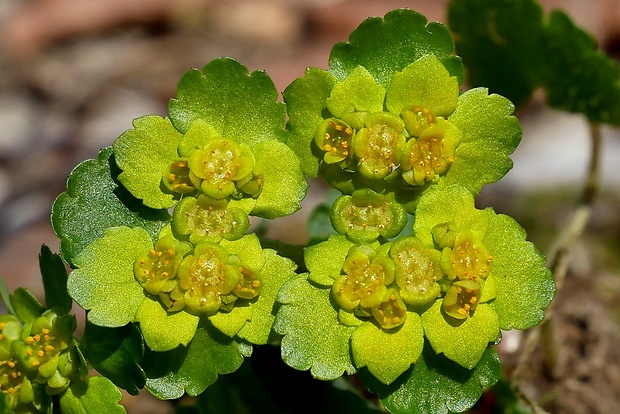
[44,335,50,341]
[345,127,353,135]
[168,173,176,181]
[7,361,15,368]
[149,248,156,256]
[251,280,261,288]
[25,350,32,356]
[30,360,40,367]
[37,350,44,358]
[44,345,54,353]
[457,308,468,316]
[33,335,41,342]
[470,296,478,304]
[25,337,35,345]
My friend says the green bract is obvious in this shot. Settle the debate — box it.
[285,10,521,212]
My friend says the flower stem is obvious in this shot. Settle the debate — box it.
[512,120,601,408]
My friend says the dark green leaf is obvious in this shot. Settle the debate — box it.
[193,346,382,414]
[0,278,16,316]
[274,274,356,380]
[39,245,72,315]
[9,288,44,324]
[447,0,544,106]
[329,9,463,88]
[59,377,126,414]
[81,322,146,395]
[143,320,244,399]
[169,58,286,144]
[541,10,620,125]
[51,147,170,267]
[360,344,501,414]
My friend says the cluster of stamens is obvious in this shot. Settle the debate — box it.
[21,328,59,369]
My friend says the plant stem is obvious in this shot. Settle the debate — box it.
[512,120,601,407]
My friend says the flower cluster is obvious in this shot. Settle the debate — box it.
[0,311,79,412]
[276,10,554,389]
[59,58,307,397]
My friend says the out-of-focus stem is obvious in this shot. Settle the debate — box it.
[512,121,601,408]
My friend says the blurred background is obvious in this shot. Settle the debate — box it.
[1,0,619,412]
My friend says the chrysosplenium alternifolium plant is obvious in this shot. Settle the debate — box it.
[1,8,555,414]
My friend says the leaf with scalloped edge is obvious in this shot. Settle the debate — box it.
[81,322,146,395]
[135,297,200,352]
[59,377,126,414]
[169,58,286,144]
[351,313,424,385]
[444,88,521,196]
[251,140,308,219]
[284,68,337,178]
[414,185,554,358]
[360,344,500,414]
[304,235,355,287]
[113,115,184,209]
[68,226,150,328]
[483,211,555,330]
[329,9,463,88]
[143,320,244,399]
[237,249,297,345]
[540,10,620,125]
[421,301,499,369]
[51,147,170,267]
[274,274,356,380]
[448,0,544,107]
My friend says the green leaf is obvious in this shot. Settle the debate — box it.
[284,68,337,178]
[413,185,489,245]
[304,235,355,286]
[274,274,356,380]
[447,0,544,107]
[51,147,170,267]
[307,204,337,245]
[135,297,200,352]
[251,140,308,219]
[414,185,554,364]
[385,54,460,118]
[326,66,385,116]
[81,322,146,395]
[236,250,296,345]
[192,347,382,414]
[9,288,44,324]
[350,313,424,385]
[0,278,16,317]
[39,245,72,315]
[169,58,286,143]
[69,226,151,327]
[59,377,126,414]
[144,320,244,399]
[113,115,185,209]
[360,344,501,414]
[445,88,521,195]
[421,301,499,369]
[483,212,555,330]
[329,9,463,88]
[540,10,620,125]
